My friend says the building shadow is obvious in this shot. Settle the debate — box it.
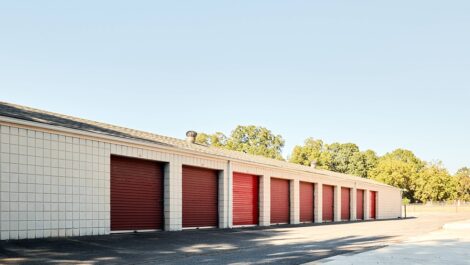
[0,223,397,265]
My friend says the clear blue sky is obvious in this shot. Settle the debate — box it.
[1,1,469,173]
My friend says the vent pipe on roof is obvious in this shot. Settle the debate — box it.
[310,160,317,169]
[186,130,197,144]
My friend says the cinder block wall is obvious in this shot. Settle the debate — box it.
[0,125,110,240]
[0,122,402,240]
[376,186,402,219]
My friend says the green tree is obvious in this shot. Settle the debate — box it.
[320,143,361,174]
[414,163,457,202]
[195,132,211,145]
[195,132,227,147]
[198,129,464,203]
[349,149,378,178]
[289,138,324,166]
[195,125,285,160]
[290,139,377,178]
[455,167,470,201]
[226,125,285,160]
[369,149,425,201]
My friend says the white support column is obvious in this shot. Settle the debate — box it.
[259,175,271,226]
[164,160,182,231]
[364,189,370,220]
[375,192,379,219]
[314,183,323,223]
[351,188,357,221]
[334,185,341,222]
[290,179,299,224]
[218,169,229,228]
[226,161,233,228]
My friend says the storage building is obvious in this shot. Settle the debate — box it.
[0,102,402,240]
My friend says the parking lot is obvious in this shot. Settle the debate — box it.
[1,212,470,265]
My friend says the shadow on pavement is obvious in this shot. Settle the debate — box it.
[0,223,395,265]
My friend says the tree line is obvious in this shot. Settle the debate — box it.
[196,125,470,203]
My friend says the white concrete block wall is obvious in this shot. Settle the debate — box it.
[164,160,182,231]
[377,187,402,219]
[314,183,322,223]
[0,125,109,240]
[0,121,403,240]
[259,175,270,226]
[364,189,370,220]
[290,179,299,224]
[218,169,229,228]
[227,161,233,228]
[351,188,357,220]
[334,185,341,222]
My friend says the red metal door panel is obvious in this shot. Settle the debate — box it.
[341,187,350,221]
[370,191,377,219]
[299,182,314,223]
[233,172,259,226]
[111,156,164,231]
[270,178,290,224]
[183,166,218,228]
[322,185,334,222]
[356,189,364,220]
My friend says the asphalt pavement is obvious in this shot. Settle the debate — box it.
[1,212,470,265]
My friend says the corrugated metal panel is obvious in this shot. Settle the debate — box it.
[299,182,314,223]
[270,178,290,224]
[182,165,218,228]
[356,189,364,220]
[233,172,259,226]
[322,185,334,222]
[110,155,164,231]
[341,187,350,221]
[370,191,377,219]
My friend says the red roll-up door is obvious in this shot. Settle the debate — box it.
[111,156,164,231]
[270,178,290,224]
[183,166,218,228]
[233,172,259,226]
[370,191,377,219]
[299,182,314,223]
[341,187,350,221]
[322,184,334,222]
[356,189,364,220]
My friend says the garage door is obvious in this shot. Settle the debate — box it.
[299,182,314,223]
[183,166,218,228]
[356,189,364,220]
[322,184,334,222]
[341,187,350,221]
[233,172,259,226]
[270,178,290,224]
[111,156,164,231]
[370,191,377,219]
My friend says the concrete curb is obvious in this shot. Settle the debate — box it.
[304,219,470,265]
[442,219,470,230]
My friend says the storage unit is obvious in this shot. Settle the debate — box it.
[370,191,377,219]
[270,178,290,224]
[182,166,218,228]
[233,172,259,226]
[0,101,403,240]
[322,185,334,222]
[110,156,164,231]
[341,187,350,221]
[299,182,314,223]
[356,189,364,220]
